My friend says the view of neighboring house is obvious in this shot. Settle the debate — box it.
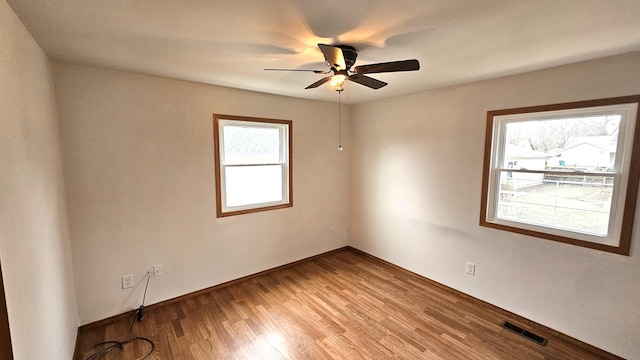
[503,131,617,190]
[547,135,617,171]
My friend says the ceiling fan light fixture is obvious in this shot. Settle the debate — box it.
[331,74,346,91]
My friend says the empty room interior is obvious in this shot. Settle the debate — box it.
[2,1,640,359]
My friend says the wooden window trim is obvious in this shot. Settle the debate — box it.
[213,114,293,218]
[480,95,640,255]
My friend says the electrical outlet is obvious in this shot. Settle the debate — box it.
[153,264,163,277]
[330,226,336,237]
[466,262,476,276]
[122,274,133,289]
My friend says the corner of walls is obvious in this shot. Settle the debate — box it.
[0,1,79,358]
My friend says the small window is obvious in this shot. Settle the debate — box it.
[480,96,640,255]
[213,114,292,217]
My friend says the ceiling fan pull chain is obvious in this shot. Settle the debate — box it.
[338,89,343,151]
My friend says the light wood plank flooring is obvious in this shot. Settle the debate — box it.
[75,248,618,359]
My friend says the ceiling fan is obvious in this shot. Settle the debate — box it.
[265,43,420,91]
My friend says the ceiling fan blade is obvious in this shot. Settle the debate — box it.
[318,44,346,71]
[354,59,420,74]
[305,76,333,89]
[347,74,387,89]
[264,68,328,74]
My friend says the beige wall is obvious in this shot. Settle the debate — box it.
[54,64,351,324]
[0,1,79,358]
[349,52,640,359]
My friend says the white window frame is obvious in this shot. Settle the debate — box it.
[213,114,292,217]
[480,96,640,255]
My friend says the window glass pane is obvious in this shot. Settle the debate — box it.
[223,126,281,165]
[496,171,613,236]
[225,165,283,207]
[504,115,620,172]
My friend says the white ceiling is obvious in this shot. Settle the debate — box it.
[7,0,640,104]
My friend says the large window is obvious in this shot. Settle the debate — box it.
[480,96,640,255]
[213,114,292,217]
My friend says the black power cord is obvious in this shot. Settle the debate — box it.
[136,271,152,322]
[86,337,154,360]
[86,270,155,360]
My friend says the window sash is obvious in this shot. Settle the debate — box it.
[487,169,620,244]
[220,163,287,212]
[220,120,288,166]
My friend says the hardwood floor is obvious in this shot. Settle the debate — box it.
[76,248,619,359]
